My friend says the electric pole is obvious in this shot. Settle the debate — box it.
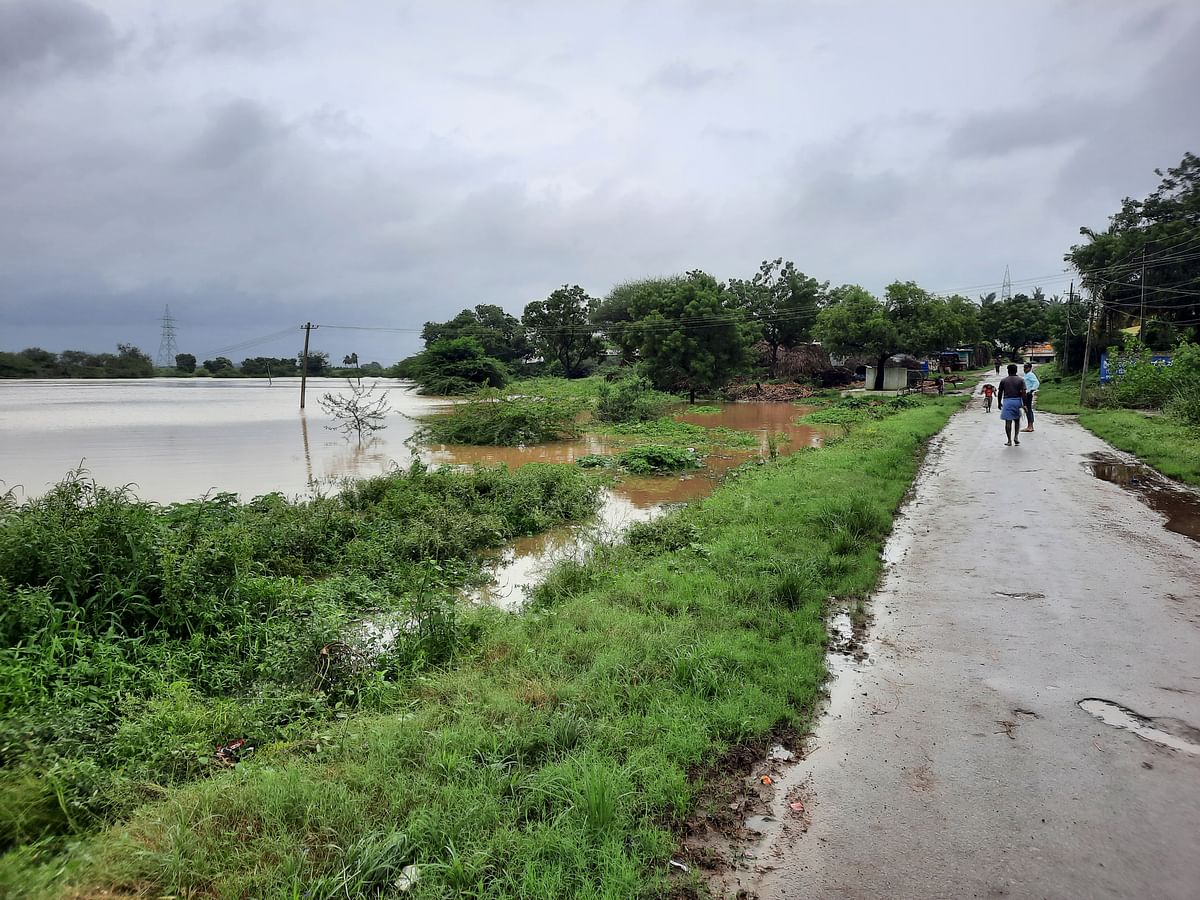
[1080,292,1096,406]
[300,322,318,409]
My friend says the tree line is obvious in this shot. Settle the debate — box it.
[396,264,1083,395]
[0,347,383,379]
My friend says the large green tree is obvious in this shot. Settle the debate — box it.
[421,304,529,364]
[814,286,898,389]
[979,292,1050,358]
[629,270,753,401]
[592,277,685,363]
[522,285,602,378]
[1067,152,1200,342]
[727,259,827,376]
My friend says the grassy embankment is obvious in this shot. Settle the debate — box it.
[0,395,961,897]
[0,464,600,889]
[1035,365,1200,486]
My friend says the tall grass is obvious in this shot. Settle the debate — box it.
[0,463,600,852]
[0,398,963,897]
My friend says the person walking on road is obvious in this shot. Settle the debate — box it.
[994,359,1001,375]
[1022,362,1040,432]
[996,364,1027,446]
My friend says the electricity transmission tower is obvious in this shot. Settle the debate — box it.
[156,305,178,366]
[1000,265,1012,302]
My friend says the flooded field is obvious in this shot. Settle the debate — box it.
[0,378,822,606]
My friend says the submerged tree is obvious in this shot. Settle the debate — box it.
[319,379,392,443]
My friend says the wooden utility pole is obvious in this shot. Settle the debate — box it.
[1079,294,1095,406]
[300,322,318,409]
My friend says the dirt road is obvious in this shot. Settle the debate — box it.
[732,396,1200,899]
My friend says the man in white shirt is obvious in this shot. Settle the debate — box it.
[1022,362,1040,432]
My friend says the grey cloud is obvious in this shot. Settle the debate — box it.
[0,0,122,80]
[195,1,273,56]
[647,61,732,91]
[944,100,1095,159]
[1124,5,1172,39]
[185,98,289,170]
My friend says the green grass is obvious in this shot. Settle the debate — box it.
[596,417,758,449]
[1034,365,1200,485]
[0,463,600,861]
[0,397,962,898]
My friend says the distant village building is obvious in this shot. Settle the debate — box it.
[864,354,922,391]
[1021,342,1056,364]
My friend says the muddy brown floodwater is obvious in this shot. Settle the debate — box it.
[428,402,824,609]
[1086,451,1200,543]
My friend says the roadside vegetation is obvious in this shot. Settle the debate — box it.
[0,396,961,897]
[0,463,600,878]
[1035,351,1200,485]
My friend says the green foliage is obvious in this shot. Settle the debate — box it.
[616,445,701,474]
[523,285,603,378]
[393,337,509,395]
[0,345,157,379]
[202,356,236,374]
[421,304,530,364]
[174,353,197,373]
[416,390,584,445]
[727,259,828,376]
[635,271,753,401]
[0,463,600,851]
[14,399,960,898]
[574,454,615,469]
[594,377,675,423]
[239,356,298,376]
[1109,341,1176,408]
[802,394,924,426]
[1068,153,1200,345]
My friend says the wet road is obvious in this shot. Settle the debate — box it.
[740,392,1200,899]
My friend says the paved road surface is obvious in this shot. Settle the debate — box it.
[741,393,1200,899]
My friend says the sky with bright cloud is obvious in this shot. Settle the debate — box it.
[2,0,1198,364]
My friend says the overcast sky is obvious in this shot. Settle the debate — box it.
[2,0,1197,364]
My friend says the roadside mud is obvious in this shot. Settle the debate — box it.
[1087,452,1200,543]
[670,604,877,898]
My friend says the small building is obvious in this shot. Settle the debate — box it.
[864,354,922,391]
[1021,342,1056,364]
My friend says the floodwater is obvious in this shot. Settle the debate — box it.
[1086,452,1200,544]
[0,378,822,607]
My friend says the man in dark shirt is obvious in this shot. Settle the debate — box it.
[996,364,1027,446]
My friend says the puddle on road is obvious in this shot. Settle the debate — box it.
[1079,699,1200,756]
[1087,452,1200,543]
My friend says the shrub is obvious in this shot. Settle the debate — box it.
[394,337,509,395]
[594,377,675,424]
[617,445,701,474]
[416,390,584,445]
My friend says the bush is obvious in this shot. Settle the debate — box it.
[594,377,675,424]
[393,337,509,395]
[416,390,584,445]
[617,444,701,474]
